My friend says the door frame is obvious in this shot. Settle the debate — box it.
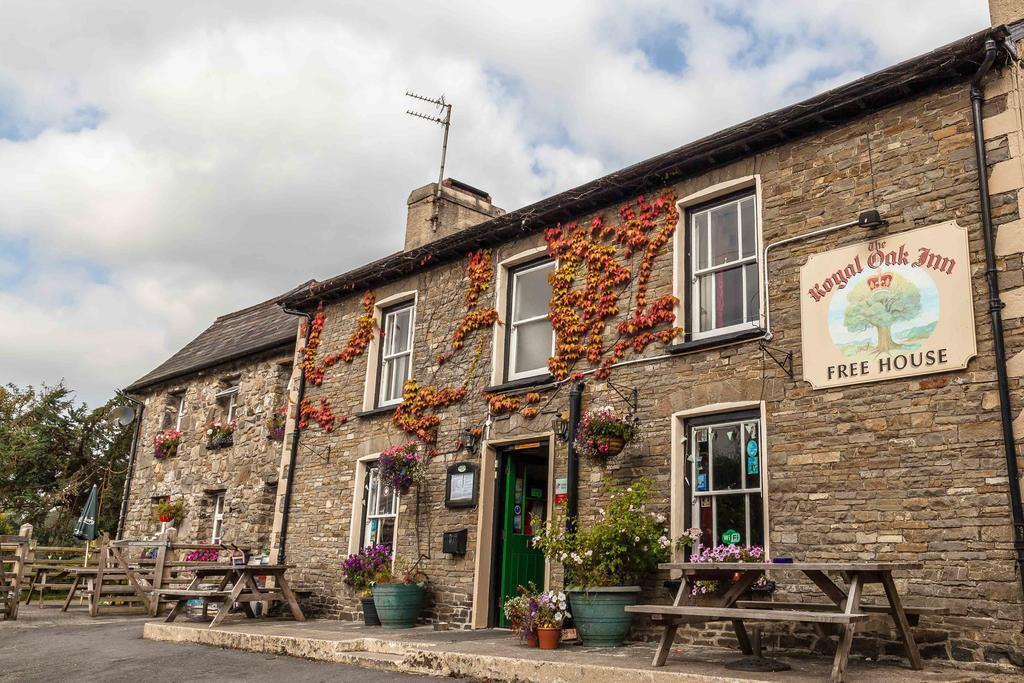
[470,432,555,629]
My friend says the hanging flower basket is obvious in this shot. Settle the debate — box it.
[377,442,427,496]
[153,429,183,460]
[266,405,287,442]
[574,406,640,461]
[206,419,236,449]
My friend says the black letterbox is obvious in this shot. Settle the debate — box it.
[442,528,468,555]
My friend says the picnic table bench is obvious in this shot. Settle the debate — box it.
[157,564,305,628]
[627,561,936,683]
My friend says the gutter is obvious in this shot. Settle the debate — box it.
[968,36,1024,604]
[115,392,145,540]
[276,304,313,565]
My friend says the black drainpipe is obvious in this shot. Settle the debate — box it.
[970,37,1024,601]
[566,380,585,532]
[276,305,312,565]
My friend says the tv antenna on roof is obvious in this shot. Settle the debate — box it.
[406,91,452,234]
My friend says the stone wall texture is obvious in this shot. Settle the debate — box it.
[269,71,1024,669]
[123,347,295,551]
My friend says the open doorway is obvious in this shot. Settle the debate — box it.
[487,441,549,628]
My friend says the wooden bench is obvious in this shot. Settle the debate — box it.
[734,600,948,627]
[627,604,870,625]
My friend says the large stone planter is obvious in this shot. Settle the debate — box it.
[567,586,641,647]
[371,584,424,629]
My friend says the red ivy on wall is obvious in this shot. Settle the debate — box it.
[299,397,344,432]
[450,250,500,352]
[545,192,681,379]
[393,379,467,442]
[303,293,377,387]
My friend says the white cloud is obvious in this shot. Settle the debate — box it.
[0,1,989,405]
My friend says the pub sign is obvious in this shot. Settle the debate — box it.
[799,221,976,389]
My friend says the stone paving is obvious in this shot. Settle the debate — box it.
[143,616,1023,682]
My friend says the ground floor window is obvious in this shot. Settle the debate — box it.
[360,462,398,551]
[686,409,765,549]
[210,493,225,544]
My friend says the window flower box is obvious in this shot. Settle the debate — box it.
[206,419,236,450]
[153,429,183,460]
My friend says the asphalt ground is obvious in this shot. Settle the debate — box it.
[0,606,445,682]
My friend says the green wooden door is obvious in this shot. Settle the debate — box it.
[497,454,547,627]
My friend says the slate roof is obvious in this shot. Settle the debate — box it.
[282,22,1014,309]
[125,283,313,393]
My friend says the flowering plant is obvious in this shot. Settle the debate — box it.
[529,590,571,629]
[342,544,392,597]
[677,527,703,550]
[573,406,640,460]
[266,405,287,442]
[153,429,183,460]
[185,548,220,562]
[503,582,539,637]
[690,544,769,596]
[206,419,236,448]
[154,499,184,524]
[377,442,427,495]
[532,478,671,588]
[375,560,428,587]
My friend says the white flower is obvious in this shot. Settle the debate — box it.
[532,536,540,543]
[585,550,593,557]
[634,536,640,542]
[558,601,567,610]
[557,592,566,601]
[207,429,213,435]
[554,612,563,621]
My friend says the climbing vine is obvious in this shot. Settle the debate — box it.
[545,192,680,379]
[298,192,680,445]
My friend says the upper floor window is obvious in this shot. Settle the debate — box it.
[173,394,186,431]
[689,193,759,338]
[216,380,240,421]
[507,260,555,381]
[377,302,415,407]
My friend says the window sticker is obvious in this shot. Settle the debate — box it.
[746,439,760,475]
[696,473,708,492]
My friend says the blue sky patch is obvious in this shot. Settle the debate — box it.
[637,22,688,74]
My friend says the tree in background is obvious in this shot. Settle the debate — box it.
[0,383,133,545]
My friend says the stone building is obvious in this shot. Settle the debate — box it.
[121,13,1024,670]
[263,21,1024,666]
[121,293,302,549]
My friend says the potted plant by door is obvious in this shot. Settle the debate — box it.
[503,582,540,646]
[533,478,671,647]
[371,561,428,629]
[574,406,640,461]
[342,544,392,626]
[531,590,570,650]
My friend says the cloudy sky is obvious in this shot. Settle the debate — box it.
[0,1,991,407]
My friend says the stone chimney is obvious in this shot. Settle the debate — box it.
[991,0,1024,25]
[405,178,504,251]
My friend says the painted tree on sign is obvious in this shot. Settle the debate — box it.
[843,271,921,354]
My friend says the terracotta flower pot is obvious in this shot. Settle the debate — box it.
[537,627,562,650]
[525,630,539,648]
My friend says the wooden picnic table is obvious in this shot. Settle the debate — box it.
[157,564,306,628]
[626,561,932,683]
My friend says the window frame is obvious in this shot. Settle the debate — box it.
[173,394,186,431]
[215,382,240,422]
[505,258,556,382]
[359,461,400,551]
[684,409,765,550]
[685,189,761,341]
[375,301,416,408]
[210,493,225,544]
